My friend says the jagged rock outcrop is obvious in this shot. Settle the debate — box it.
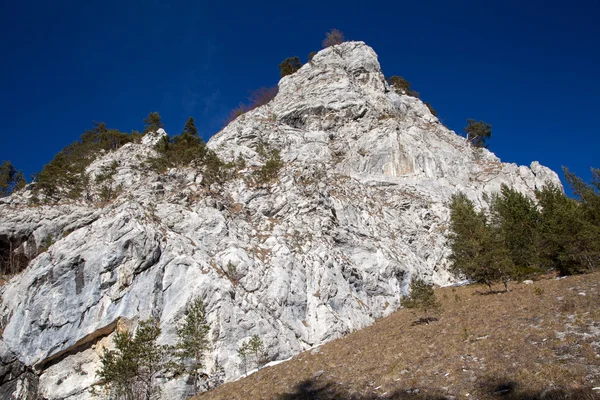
[0,41,560,399]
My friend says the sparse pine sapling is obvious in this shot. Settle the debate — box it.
[400,277,442,324]
[248,334,266,369]
[237,340,251,376]
[209,359,226,390]
[173,296,211,394]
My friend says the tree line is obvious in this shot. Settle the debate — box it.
[448,168,600,290]
[400,168,599,327]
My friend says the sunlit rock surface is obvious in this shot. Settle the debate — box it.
[0,41,560,399]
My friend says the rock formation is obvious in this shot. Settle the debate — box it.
[0,41,560,399]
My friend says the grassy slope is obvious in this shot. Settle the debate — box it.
[198,272,600,400]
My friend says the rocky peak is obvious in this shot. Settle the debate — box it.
[0,42,560,399]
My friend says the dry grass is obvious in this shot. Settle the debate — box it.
[197,272,600,400]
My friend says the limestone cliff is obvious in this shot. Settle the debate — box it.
[0,42,560,399]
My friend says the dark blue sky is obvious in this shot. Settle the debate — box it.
[1,0,598,187]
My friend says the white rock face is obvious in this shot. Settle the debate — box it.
[0,41,561,399]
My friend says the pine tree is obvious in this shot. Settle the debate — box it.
[490,184,541,278]
[182,117,199,139]
[447,193,491,287]
[143,112,164,133]
[0,161,25,197]
[479,226,516,292]
[564,167,600,226]
[464,119,492,148]
[173,296,211,394]
[536,183,600,275]
[400,277,442,323]
[97,319,165,400]
[278,57,302,78]
[447,192,514,291]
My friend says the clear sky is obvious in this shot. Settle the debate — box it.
[1,0,598,188]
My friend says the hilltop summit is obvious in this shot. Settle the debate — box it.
[0,42,559,399]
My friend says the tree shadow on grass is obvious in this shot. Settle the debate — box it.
[276,377,600,400]
[410,317,439,326]
[276,379,450,400]
[476,377,600,400]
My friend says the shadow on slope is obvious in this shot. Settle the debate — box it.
[277,377,600,400]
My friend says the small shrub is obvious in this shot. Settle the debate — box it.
[202,150,233,186]
[223,87,279,126]
[148,118,234,187]
[98,183,123,203]
[235,154,246,170]
[307,51,317,62]
[322,29,345,48]
[224,262,239,284]
[95,161,119,184]
[248,87,278,109]
[252,149,283,185]
[533,286,544,296]
[255,143,269,159]
[37,235,55,254]
[226,106,246,125]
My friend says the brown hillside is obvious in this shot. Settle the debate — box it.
[197,272,600,400]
